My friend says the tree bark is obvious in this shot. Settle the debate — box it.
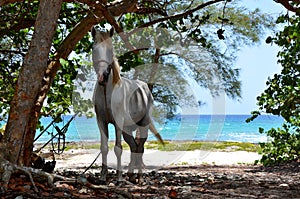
[1,0,63,166]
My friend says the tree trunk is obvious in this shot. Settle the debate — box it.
[1,0,63,166]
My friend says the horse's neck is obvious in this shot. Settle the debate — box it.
[111,60,121,85]
[106,69,121,90]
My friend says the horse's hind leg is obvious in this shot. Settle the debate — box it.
[135,129,145,168]
[122,130,138,181]
[136,126,148,184]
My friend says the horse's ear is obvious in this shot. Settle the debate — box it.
[91,26,96,38]
[109,27,114,37]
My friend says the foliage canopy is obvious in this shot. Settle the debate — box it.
[0,0,274,125]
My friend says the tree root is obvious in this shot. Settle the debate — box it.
[0,157,73,192]
[0,157,134,198]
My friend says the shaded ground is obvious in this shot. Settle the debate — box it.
[1,162,299,198]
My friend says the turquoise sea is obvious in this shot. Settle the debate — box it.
[35,115,284,144]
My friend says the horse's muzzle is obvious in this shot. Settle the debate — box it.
[103,70,110,82]
[98,81,106,86]
[98,71,110,86]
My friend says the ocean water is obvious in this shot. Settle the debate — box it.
[35,115,284,144]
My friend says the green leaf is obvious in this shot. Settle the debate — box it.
[265,36,273,44]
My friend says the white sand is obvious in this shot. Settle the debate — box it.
[55,149,261,171]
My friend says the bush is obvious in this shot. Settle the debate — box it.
[250,14,300,166]
[256,124,300,165]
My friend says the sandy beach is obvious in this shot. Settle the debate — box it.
[55,148,261,171]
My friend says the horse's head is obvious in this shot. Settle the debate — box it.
[92,27,115,85]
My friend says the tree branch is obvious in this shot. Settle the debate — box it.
[92,2,137,51]
[132,0,224,31]
[36,10,103,109]
[73,0,138,15]
[0,0,23,6]
[274,0,300,15]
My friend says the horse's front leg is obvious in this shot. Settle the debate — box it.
[99,122,109,182]
[114,127,123,182]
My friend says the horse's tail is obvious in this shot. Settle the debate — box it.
[149,119,165,146]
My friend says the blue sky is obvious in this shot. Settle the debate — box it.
[195,0,286,115]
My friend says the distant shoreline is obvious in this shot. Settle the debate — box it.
[34,140,261,153]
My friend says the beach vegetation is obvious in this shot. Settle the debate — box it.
[177,161,189,166]
[46,140,260,152]
[248,11,300,165]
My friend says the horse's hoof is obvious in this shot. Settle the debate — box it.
[138,176,144,185]
[127,173,137,183]
[128,177,136,184]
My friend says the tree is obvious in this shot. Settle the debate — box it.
[1,0,63,166]
[247,1,300,165]
[0,0,273,169]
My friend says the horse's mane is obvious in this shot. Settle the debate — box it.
[112,57,121,85]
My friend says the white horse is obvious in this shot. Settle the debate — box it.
[92,27,164,183]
